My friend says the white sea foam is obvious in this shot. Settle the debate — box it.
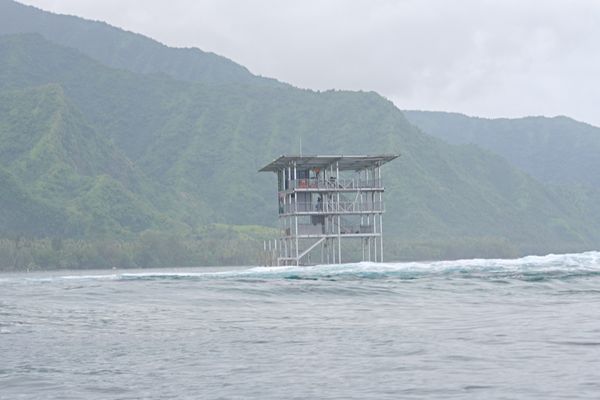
[163,250,600,281]
[2,251,600,283]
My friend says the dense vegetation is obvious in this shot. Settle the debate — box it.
[405,110,600,188]
[0,0,282,87]
[1,1,600,270]
[0,225,275,270]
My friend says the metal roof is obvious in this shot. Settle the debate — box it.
[259,154,399,172]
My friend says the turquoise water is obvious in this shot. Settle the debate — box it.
[2,252,600,399]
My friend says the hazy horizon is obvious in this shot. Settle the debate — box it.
[17,0,600,127]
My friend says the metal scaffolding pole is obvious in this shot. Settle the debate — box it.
[336,162,341,264]
[378,165,384,262]
[294,162,299,266]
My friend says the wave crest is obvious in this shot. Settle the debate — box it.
[4,251,600,283]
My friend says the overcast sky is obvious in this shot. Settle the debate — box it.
[20,0,600,126]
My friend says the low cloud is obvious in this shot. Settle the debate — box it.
[21,0,600,125]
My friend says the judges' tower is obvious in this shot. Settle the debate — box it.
[259,155,398,266]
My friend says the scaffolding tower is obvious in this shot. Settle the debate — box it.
[260,155,398,266]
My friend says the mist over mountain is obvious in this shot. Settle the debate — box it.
[1,0,600,268]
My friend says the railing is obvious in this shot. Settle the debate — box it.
[337,223,374,235]
[337,201,384,213]
[280,201,384,214]
[288,178,382,190]
[333,215,375,235]
[282,223,375,236]
[295,224,325,236]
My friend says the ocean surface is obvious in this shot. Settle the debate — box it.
[2,252,600,399]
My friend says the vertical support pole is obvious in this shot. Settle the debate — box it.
[331,237,335,264]
[366,168,370,243]
[287,165,292,264]
[379,214,384,263]
[295,215,299,266]
[294,162,299,266]
[293,163,297,194]
[284,170,288,264]
[329,163,334,265]
[280,168,284,266]
[284,168,288,263]
[371,186,376,261]
[378,165,384,263]
[360,167,365,261]
[268,240,272,266]
[360,185,364,262]
[373,213,377,262]
[362,237,365,262]
[321,239,324,264]
[336,162,341,264]
[331,238,334,264]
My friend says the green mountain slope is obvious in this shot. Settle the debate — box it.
[2,33,600,258]
[0,0,282,87]
[404,110,600,188]
[0,83,189,237]
[0,165,69,236]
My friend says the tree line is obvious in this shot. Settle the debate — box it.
[0,230,264,271]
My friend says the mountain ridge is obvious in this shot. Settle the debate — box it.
[0,0,284,87]
[405,110,600,188]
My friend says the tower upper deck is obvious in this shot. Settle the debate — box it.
[259,154,398,172]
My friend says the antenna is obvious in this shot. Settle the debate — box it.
[300,135,303,157]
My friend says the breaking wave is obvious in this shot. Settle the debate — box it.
[4,251,600,283]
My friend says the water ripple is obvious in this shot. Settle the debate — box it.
[1,251,600,399]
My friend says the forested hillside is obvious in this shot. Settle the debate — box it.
[1,1,600,269]
[0,0,282,87]
[405,111,600,188]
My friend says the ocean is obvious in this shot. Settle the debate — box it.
[2,251,600,399]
